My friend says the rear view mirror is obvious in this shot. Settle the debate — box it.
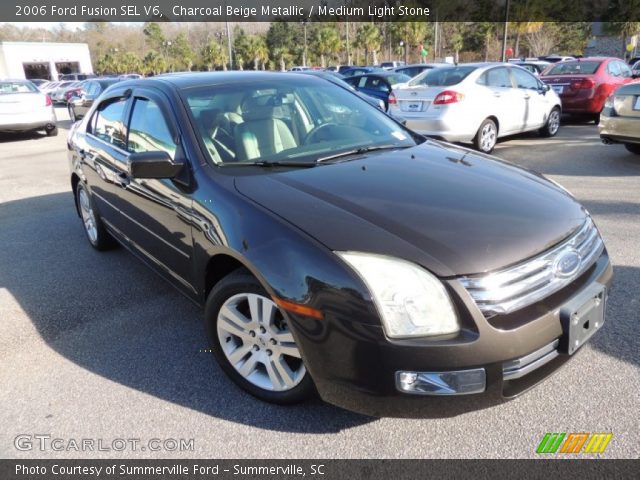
[128,151,184,179]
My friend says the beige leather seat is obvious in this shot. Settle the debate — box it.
[235,98,297,161]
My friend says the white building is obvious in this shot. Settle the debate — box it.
[0,41,93,81]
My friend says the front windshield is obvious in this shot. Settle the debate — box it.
[183,78,419,165]
[409,66,477,87]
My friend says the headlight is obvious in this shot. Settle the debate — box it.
[336,252,459,338]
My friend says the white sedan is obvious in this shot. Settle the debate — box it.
[0,80,58,136]
[388,63,562,153]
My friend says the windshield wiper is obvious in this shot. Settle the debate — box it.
[222,160,316,168]
[316,144,411,163]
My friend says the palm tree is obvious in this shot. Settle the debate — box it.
[250,35,269,70]
[313,26,341,68]
[201,40,228,71]
[356,24,382,65]
[142,50,166,76]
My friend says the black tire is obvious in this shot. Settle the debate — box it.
[75,183,116,251]
[204,269,315,405]
[624,143,640,155]
[46,125,58,137]
[539,107,561,137]
[592,113,600,124]
[473,118,498,153]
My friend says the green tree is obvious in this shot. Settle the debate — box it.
[169,33,194,71]
[201,40,229,71]
[248,35,269,70]
[311,25,341,68]
[142,50,166,76]
[266,21,297,71]
[143,22,165,51]
[233,27,252,70]
[356,24,382,65]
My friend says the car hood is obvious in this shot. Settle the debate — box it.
[234,141,587,277]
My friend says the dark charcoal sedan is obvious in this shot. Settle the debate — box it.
[68,72,612,417]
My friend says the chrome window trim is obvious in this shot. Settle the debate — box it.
[460,217,604,316]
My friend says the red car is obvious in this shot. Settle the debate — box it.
[540,57,634,122]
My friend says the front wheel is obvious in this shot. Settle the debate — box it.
[474,118,498,153]
[539,108,561,137]
[76,183,115,250]
[624,143,640,155]
[205,270,315,404]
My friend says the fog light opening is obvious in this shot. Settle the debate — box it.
[395,369,486,396]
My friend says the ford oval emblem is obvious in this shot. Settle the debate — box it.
[553,249,582,278]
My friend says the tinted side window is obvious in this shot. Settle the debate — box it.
[90,98,127,149]
[485,68,513,88]
[127,98,176,159]
[512,68,539,90]
[343,77,359,87]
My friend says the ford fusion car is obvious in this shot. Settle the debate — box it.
[67,72,612,417]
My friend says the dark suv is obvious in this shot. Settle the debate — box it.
[67,72,612,416]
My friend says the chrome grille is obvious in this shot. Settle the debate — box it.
[460,217,604,316]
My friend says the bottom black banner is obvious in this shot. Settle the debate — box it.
[0,459,638,480]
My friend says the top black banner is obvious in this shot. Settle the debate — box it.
[7,0,640,22]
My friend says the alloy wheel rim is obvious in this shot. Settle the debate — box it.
[481,123,496,151]
[548,111,560,135]
[78,188,98,243]
[217,293,305,392]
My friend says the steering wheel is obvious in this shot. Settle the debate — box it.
[303,122,341,145]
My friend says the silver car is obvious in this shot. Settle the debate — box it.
[389,63,562,153]
[599,81,640,155]
[0,79,57,136]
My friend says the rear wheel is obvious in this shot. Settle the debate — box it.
[624,143,640,155]
[592,113,601,124]
[539,108,561,137]
[474,118,498,153]
[205,270,314,404]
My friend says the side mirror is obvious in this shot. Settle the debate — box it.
[128,151,184,179]
[540,83,551,94]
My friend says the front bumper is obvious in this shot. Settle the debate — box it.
[291,252,613,417]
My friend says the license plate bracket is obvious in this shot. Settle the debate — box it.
[559,283,606,355]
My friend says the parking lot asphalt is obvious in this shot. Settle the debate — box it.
[0,108,638,459]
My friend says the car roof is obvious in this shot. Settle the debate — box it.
[116,71,329,91]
